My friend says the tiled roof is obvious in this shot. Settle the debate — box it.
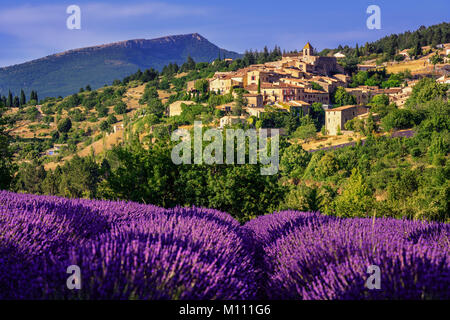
[325,105,364,112]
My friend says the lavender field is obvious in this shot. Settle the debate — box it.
[0,190,448,300]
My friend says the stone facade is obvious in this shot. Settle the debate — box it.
[325,105,369,135]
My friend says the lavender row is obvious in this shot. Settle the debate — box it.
[244,211,450,299]
[0,191,257,299]
[1,191,448,299]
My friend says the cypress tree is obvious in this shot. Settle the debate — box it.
[6,91,12,107]
[13,96,20,108]
[20,89,26,106]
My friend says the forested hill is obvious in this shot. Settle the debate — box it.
[0,33,241,99]
[321,22,449,57]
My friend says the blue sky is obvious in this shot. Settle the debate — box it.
[0,0,448,67]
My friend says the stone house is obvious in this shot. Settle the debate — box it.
[325,105,369,135]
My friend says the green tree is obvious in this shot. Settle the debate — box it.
[194,79,209,94]
[280,144,312,180]
[232,91,246,116]
[20,90,26,106]
[207,164,284,222]
[406,78,448,108]
[381,109,416,131]
[334,169,375,218]
[99,120,110,132]
[280,184,323,212]
[430,53,444,68]
[58,156,100,198]
[332,87,357,107]
[147,98,166,118]
[114,101,127,114]
[107,114,117,125]
[13,162,46,194]
[293,123,317,142]
[57,118,72,133]
[6,91,12,107]
[0,105,13,189]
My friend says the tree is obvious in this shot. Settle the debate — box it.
[57,118,72,133]
[332,87,357,107]
[354,43,360,57]
[107,114,117,125]
[232,91,246,116]
[194,79,209,94]
[381,109,416,131]
[13,96,20,108]
[286,110,300,135]
[365,112,377,135]
[30,90,38,102]
[430,53,444,68]
[6,91,12,107]
[352,71,369,86]
[310,102,325,128]
[0,105,13,189]
[314,153,339,179]
[20,90,26,106]
[339,56,359,74]
[139,86,159,105]
[58,156,100,198]
[406,78,448,108]
[310,82,324,91]
[281,184,323,212]
[114,101,127,115]
[207,164,284,222]
[280,144,312,180]
[412,40,422,57]
[293,123,317,142]
[147,98,165,118]
[95,103,108,117]
[100,120,110,132]
[334,169,375,218]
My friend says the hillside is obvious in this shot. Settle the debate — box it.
[0,33,241,98]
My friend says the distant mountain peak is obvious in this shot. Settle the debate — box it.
[0,33,241,98]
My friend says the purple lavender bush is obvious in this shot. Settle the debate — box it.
[1,191,448,300]
[244,211,450,300]
[0,191,257,299]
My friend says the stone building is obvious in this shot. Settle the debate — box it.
[325,105,369,135]
[244,93,264,108]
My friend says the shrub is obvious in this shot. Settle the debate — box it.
[57,118,72,133]
[114,102,127,115]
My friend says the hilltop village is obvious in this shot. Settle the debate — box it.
[1,39,449,169]
[173,42,449,138]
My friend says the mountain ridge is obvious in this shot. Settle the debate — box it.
[0,33,241,98]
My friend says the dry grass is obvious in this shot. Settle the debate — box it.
[301,131,363,151]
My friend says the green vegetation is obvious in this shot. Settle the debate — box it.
[321,22,449,62]
[2,42,448,225]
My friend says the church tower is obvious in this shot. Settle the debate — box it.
[303,42,313,56]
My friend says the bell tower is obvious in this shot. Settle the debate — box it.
[303,42,313,56]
